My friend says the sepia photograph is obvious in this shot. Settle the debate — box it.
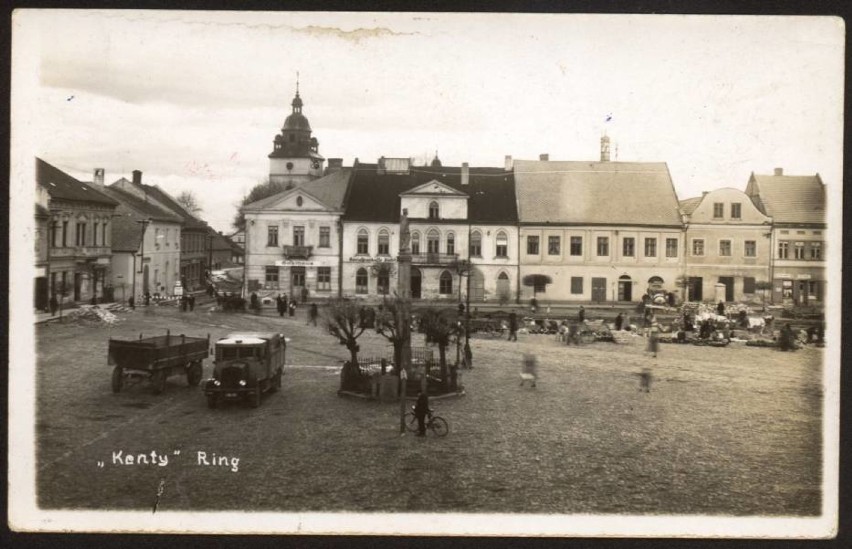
[8,9,843,537]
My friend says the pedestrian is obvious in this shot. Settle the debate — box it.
[530,297,538,314]
[282,294,289,317]
[144,292,151,307]
[637,367,652,393]
[717,300,726,317]
[288,301,296,317]
[127,295,134,310]
[250,292,259,313]
[188,294,195,312]
[519,353,538,387]
[738,309,748,329]
[414,391,430,436]
[463,341,473,369]
[779,323,796,351]
[507,311,518,341]
[49,294,58,316]
[578,305,585,323]
[614,312,624,331]
[647,314,660,358]
[309,303,318,326]
[181,294,187,312]
[276,294,283,317]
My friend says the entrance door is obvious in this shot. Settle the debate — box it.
[35,277,48,311]
[496,272,510,304]
[74,272,82,301]
[591,277,607,303]
[797,280,809,305]
[688,277,703,302]
[410,268,422,299]
[290,267,306,300]
[618,276,632,301]
[718,276,734,302]
[469,268,485,302]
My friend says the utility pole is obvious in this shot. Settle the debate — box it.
[397,209,412,434]
[137,218,151,297]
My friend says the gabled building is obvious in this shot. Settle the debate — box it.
[35,158,119,308]
[680,188,773,303]
[745,168,826,305]
[514,143,684,303]
[341,158,519,301]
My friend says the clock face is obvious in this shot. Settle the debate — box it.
[311,160,320,169]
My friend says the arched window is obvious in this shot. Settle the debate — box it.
[439,270,453,295]
[411,231,421,255]
[429,201,439,219]
[498,272,509,280]
[470,230,482,257]
[357,229,369,255]
[495,231,508,258]
[378,229,390,255]
[427,229,440,254]
[356,268,368,294]
[446,232,455,255]
[377,270,390,295]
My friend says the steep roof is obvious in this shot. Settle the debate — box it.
[101,187,182,253]
[36,158,118,207]
[342,164,517,224]
[513,160,682,226]
[137,184,209,230]
[679,196,703,216]
[245,168,352,211]
[746,173,826,225]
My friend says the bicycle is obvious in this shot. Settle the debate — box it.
[404,408,449,437]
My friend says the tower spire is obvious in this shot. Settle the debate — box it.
[296,71,300,95]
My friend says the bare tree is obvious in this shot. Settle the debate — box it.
[421,307,460,391]
[176,190,203,215]
[374,296,407,370]
[323,297,368,391]
[232,177,292,230]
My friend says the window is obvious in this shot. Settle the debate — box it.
[596,236,609,256]
[743,277,756,294]
[778,241,789,259]
[355,268,368,294]
[357,229,369,255]
[93,223,99,246]
[622,237,635,257]
[527,236,540,255]
[439,271,453,294]
[731,202,741,219]
[377,271,390,295]
[570,276,583,294]
[744,240,756,257]
[644,238,657,257]
[378,229,390,255]
[317,267,331,291]
[265,266,279,287]
[495,232,508,258]
[548,236,560,255]
[411,231,421,255]
[51,221,59,247]
[293,226,305,246]
[470,231,482,257]
[446,233,455,255]
[319,227,330,248]
[665,238,678,258]
[719,240,732,256]
[429,201,439,219]
[794,242,805,259]
[713,203,724,218]
[427,230,440,254]
[267,225,279,247]
[76,222,87,246]
[102,223,107,246]
[810,242,822,260]
[570,236,582,256]
[61,221,68,246]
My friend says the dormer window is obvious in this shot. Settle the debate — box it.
[428,201,439,219]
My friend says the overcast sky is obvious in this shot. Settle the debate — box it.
[13,10,845,233]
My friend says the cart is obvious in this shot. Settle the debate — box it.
[108,330,210,394]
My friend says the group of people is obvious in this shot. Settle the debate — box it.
[275,294,296,317]
[179,293,196,312]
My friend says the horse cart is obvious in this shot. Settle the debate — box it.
[108,330,210,394]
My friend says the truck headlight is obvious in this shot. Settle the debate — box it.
[239,380,246,387]
[214,380,221,386]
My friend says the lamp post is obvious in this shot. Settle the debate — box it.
[397,209,412,434]
[136,218,151,297]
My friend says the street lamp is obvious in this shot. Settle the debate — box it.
[136,218,151,298]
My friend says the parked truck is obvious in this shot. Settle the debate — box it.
[204,332,286,408]
[108,330,209,394]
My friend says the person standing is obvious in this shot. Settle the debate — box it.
[276,294,283,317]
[414,392,430,436]
[188,294,195,312]
[717,300,726,317]
[578,305,586,323]
[647,314,660,358]
[309,303,319,326]
[614,312,624,331]
[49,294,58,316]
[779,323,796,351]
[288,300,296,317]
[127,295,135,311]
[508,311,518,341]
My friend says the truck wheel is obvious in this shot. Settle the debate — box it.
[152,370,167,395]
[207,394,218,409]
[187,362,203,387]
[111,367,123,393]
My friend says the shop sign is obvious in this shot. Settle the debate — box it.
[796,274,812,280]
[275,260,317,267]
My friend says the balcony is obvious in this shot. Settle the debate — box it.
[283,245,313,259]
[410,253,459,266]
[50,246,110,259]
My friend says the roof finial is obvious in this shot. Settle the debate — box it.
[296,71,300,95]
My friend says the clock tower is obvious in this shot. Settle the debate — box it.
[269,81,325,186]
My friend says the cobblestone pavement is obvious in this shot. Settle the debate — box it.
[34,303,823,515]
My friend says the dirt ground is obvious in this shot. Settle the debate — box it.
[34,302,823,515]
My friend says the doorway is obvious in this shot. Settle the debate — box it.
[35,277,48,310]
[617,275,632,301]
[718,276,734,302]
[688,277,703,302]
[74,272,82,301]
[410,268,422,299]
[290,267,306,300]
[469,268,485,302]
[591,277,607,303]
[496,272,510,304]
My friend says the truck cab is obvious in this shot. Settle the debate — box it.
[204,332,286,408]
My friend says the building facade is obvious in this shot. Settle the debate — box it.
[680,188,773,303]
[746,168,826,305]
[36,158,118,308]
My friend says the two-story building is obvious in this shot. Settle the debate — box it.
[514,147,684,303]
[341,158,518,301]
[745,168,827,305]
[242,168,351,301]
[680,188,773,303]
[36,158,118,307]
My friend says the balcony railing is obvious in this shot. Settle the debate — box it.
[283,245,313,259]
[410,253,459,265]
[50,246,111,258]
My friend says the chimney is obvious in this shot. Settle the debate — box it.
[600,135,611,162]
[504,155,513,171]
[326,158,343,174]
[461,162,469,185]
[93,168,105,187]
[702,191,708,196]
[132,170,142,186]
[774,167,784,176]
[539,153,549,161]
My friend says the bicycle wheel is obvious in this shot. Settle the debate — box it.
[404,411,419,433]
[429,416,449,437]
